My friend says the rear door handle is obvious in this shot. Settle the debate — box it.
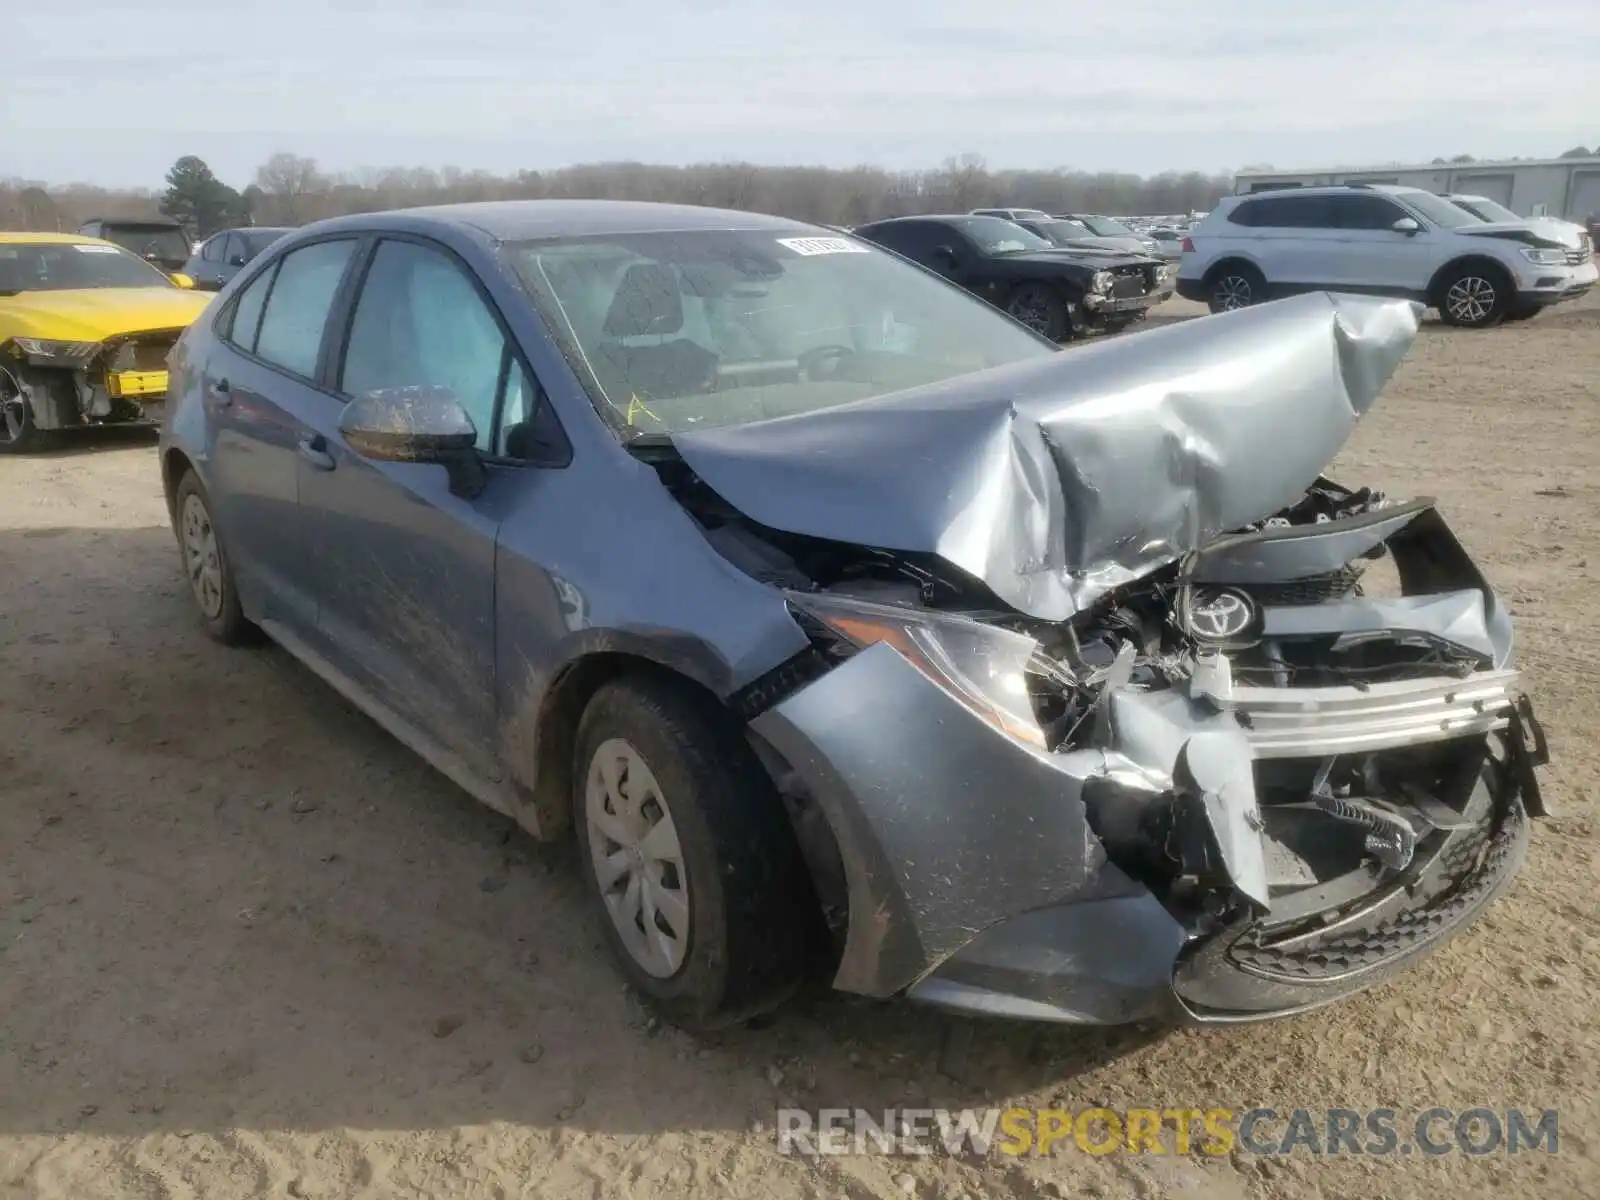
[297,435,336,471]
[210,377,233,407]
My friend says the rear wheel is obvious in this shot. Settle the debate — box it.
[1436,263,1511,328]
[574,674,816,1030]
[1006,282,1071,341]
[173,471,254,644]
[0,367,41,454]
[1206,263,1265,313]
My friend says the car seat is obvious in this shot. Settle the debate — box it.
[592,262,718,405]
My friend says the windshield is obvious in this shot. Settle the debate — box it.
[1028,220,1098,246]
[0,242,176,295]
[952,216,1054,254]
[1452,196,1520,224]
[1078,215,1136,238]
[506,229,1055,438]
[98,225,191,262]
[1392,191,1482,230]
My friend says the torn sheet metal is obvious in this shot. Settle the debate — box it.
[672,292,1422,621]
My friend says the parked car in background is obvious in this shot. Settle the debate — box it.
[854,214,1168,339]
[1178,184,1596,327]
[182,227,295,291]
[1143,227,1188,262]
[0,232,209,452]
[970,207,1052,223]
[1012,216,1184,272]
[159,199,1547,1032]
[1443,194,1592,255]
[76,217,194,275]
[1050,213,1165,258]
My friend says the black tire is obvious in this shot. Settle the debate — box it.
[1006,282,1071,341]
[1205,262,1266,313]
[1435,262,1511,328]
[173,470,254,644]
[0,367,42,455]
[573,673,816,1030]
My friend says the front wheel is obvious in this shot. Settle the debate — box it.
[1436,265,1510,328]
[573,674,817,1030]
[1006,282,1071,341]
[0,367,41,454]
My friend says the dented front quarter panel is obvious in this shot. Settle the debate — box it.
[674,293,1422,621]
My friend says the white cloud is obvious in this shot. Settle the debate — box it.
[7,0,1597,186]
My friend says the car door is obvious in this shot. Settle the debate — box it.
[1323,194,1438,293]
[293,235,517,775]
[1245,194,1339,288]
[201,237,363,639]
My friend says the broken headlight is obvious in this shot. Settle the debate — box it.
[13,338,101,366]
[785,591,1053,750]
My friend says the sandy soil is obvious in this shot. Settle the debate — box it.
[2,292,1598,1200]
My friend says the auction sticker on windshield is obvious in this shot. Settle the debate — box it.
[777,237,869,256]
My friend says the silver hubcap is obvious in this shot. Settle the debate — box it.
[585,738,689,978]
[1446,276,1496,324]
[180,493,224,619]
[1215,275,1252,310]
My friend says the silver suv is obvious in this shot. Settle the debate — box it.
[1177,184,1597,327]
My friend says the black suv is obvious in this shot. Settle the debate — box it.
[852,215,1168,340]
[76,218,192,274]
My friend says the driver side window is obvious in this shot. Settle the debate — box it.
[341,239,512,454]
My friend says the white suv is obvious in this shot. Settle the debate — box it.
[1177,184,1597,327]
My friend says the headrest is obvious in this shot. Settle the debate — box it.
[602,262,683,338]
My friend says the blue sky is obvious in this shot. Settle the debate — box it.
[9,0,1598,188]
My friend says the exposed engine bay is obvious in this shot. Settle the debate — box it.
[643,439,1548,1017]
[2,332,180,433]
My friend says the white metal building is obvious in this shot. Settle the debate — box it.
[1233,157,1600,222]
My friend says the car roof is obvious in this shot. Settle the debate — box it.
[1231,183,1428,201]
[0,231,113,247]
[214,226,295,236]
[81,217,186,227]
[310,199,819,240]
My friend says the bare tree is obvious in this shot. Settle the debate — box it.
[253,153,327,222]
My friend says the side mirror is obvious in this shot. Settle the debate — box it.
[169,272,196,289]
[1391,217,1421,235]
[339,386,487,498]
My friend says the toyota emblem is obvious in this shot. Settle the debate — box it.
[1185,587,1257,642]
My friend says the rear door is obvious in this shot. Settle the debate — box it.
[293,235,517,775]
[200,237,362,638]
[1241,193,1340,287]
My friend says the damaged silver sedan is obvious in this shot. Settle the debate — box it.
[160,201,1548,1030]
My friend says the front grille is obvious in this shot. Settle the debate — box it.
[1228,798,1522,983]
[1248,565,1362,606]
[1110,265,1149,299]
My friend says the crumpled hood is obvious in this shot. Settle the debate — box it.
[671,292,1421,622]
[1,287,212,343]
[1454,220,1581,250]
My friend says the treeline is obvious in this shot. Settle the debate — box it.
[2,152,1235,235]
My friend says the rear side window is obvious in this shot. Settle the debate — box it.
[253,239,357,379]
[201,237,224,263]
[1229,195,1334,229]
[223,262,277,352]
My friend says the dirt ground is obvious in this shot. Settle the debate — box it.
[2,291,1599,1200]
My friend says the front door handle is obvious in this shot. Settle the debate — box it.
[209,376,233,407]
[297,435,336,471]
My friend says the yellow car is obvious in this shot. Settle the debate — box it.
[0,232,212,453]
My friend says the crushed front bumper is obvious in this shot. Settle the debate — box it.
[750,503,1547,1026]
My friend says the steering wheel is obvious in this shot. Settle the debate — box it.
[798,344,855,381]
